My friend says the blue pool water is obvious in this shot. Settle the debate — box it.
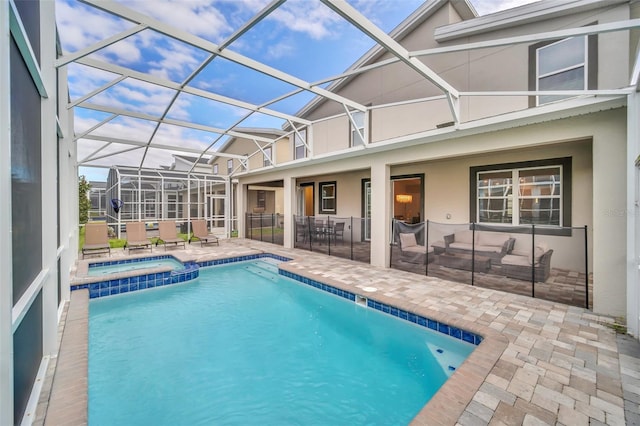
[87,258,184,276]
[89,260,475,425]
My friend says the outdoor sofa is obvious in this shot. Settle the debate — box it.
[432,229,515,262]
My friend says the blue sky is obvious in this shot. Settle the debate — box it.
[56,0,539,181]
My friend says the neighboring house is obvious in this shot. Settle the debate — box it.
[171,154,211,174]
[219,0,640,337]
[210,128,287,215]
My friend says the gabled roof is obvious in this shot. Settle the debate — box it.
[208,128,287,164]
[295,0,477,119]
[434,0,628,41]
[173,154,210,165]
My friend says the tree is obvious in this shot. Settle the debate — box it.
[79,175,92,224]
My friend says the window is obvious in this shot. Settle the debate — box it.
[213,164,218,175]
[471,158,572,230]
[530,31,597,106]
[350,111,365,147]
[263,146,272,167]
[257,190,266,209]
[294,128,307,160]
[319,181,336,214]
[227,159,233,175]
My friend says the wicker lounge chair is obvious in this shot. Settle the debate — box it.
[125,222,152,253]
[157,221,186,250]
[501,245,553,282]
[82,222,111,259]
[398,232,434,264]
[189,220,219,246]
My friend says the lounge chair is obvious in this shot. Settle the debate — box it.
[125,222,152,253]
[157,221,186,250]
[398,232,434,264]
[189,220,219,246]
[82,222,111,259]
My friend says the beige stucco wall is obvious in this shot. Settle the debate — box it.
[299,3,632,149]
[391,140,593,272]
[239,107,627,318]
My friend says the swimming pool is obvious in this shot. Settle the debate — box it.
[89,259,476,425]
[87,256,184,276]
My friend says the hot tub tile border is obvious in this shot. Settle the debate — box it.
[72,253,292,299]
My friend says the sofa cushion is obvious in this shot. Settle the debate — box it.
[403,245,433,254]
[449,242,473,251]
[399,233,417,248]
[477,232,509,247]
[474,244,503,254]
[454,230,474,244]
[501,254,530,266]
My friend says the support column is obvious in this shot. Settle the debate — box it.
[627,91,640,338]
[283,176,295,248]
[370,161,390,267]
[40,0,58,356]
[236,181,245,238]
[0,1,14,424]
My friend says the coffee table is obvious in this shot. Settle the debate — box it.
[438,252,491,272]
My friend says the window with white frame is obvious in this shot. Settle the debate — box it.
[536,36,587,105]
[319,181,336,214]
[227,159,233,175]
[263,146,272,167]
[294,128,307,160]
[350,111,365,147]
[475,165,564,226]
[213,163,218,175]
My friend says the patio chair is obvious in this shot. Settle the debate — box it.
[157,220,186,250]
[295,216,309,243]
[331,222,345,244]
[125,222,152,253]
[398,232,433,264]
[189,219,219,246]
[82,222,111,259]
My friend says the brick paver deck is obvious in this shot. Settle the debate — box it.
[39,238,639,425]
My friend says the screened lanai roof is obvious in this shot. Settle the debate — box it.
[54,0,640,181]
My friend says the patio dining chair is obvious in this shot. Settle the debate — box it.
[82,222,111,259]
[157,220,186,250]
[189,219,219,246]
[331,222,345,244]
[125,222,152,253]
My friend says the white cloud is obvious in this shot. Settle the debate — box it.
[269,1,343,40]
[266,40,296,59]
[120,0,233,42]
[56,0,132,52]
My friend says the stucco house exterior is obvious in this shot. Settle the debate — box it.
[218,0,640,337]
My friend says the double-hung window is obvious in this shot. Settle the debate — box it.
[213,164,218,175]
[294,128,307,160]
[263,146,272,167]
[350,111,365,147]
[535,36,588,105]
[227,159,233,175]
[319,181,336,214]
[473,159,570,228]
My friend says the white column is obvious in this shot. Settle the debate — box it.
[0,1,14,424]
[236,181,246,238]
[283,176,295,248]
[58,63,73,305]
[370,161,390,267]
[40,0,58,356]
[627,91,640,339]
